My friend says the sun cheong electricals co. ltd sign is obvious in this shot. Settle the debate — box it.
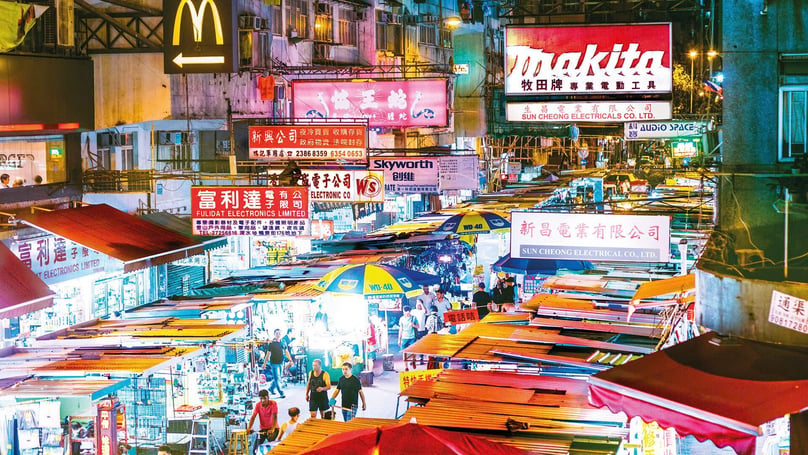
[504,23,672,96]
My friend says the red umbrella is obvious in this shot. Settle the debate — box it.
[300,422,529,455]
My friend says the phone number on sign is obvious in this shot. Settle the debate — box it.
[251,149,365,159]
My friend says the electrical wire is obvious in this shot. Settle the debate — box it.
[723,175,777,266]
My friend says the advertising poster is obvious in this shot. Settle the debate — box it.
[504,24,672,96]
[291,79,448,128]
[191,186,310,236]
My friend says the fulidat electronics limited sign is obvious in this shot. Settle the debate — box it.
[191,186,310,236]
[511,212,670,262]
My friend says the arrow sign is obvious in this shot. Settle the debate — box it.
[173,53,225,68]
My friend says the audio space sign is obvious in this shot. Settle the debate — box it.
[265,169,384,203]
[370,157,439,194]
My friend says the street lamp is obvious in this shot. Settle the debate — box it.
[689,50,698,114]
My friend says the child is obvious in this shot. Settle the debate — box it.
[276,407,300,441]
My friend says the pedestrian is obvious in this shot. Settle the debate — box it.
[499,277,517,312]
[433,288,452,324]
[246,389,279,454]
[281,328,296,380]
[398,305,419,350]
[416,285,436,310]
[157,445,173,455]
[276,407,301,441]
[305,358,331,419]
[472,282,493,319]
[262,329,290,399]
[410,301,427,364]
[11,177,24,187]
[0,174,9,188]
[314,304,329,332]
[425,306,442,334]
[329,362,366,422]
[33,175,43,185]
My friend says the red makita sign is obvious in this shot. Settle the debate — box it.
[504,24,672,96]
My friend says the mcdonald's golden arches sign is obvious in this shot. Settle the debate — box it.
[163,0,237,73]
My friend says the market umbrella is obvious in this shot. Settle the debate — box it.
[315,263,440,299]
[436,210,510,235]
[300,422,530,455]
[492,254,594,276]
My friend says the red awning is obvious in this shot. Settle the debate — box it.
[21,204,204,273]
[0,243,54,318]
[588,331,808,455]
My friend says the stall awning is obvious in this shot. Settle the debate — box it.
[0,377,130,400]
[21,204,204,273]
[0,242,54,318]
[140,212,228,252]
[588,331,808,455]
[631,273,696,304]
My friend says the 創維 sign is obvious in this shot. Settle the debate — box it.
[163,0,237,73]
[369,157,439,194]
[249,125,367,161]
[511,212,671,262]
[191,186,310,236]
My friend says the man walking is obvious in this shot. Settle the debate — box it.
[329,362,366,421]
[398,305,419,350]
[433,288,453,324]
[246,389,279,454]
[262,329,291,399]
[472,282,493,319]
[305,359,331,419]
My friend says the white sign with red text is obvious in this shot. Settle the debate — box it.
[265,169,385,203]
[191,186,310,237]
[5,236,110,285]
[511,212,671,262]
[505,24,672,96]
[507,101,672,123]
[769,290,808,334]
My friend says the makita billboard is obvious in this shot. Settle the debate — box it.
[504,24,672,96]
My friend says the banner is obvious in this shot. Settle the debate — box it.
[265,169,384,202]
[511,212,671,262]
[399,368,442,392]
[369,157,439,194]
[5,235,109,285]
[249,124,367,161]
[191,186,310,236]
[0,1,48,52]
[439,155,479,191]
[504,24,672,96]
[507,101,672,122]
[291,79,448,128]
[625,121,706,140]
[443,308,479,326]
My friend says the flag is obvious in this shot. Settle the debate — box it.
[703,80,723,98]
[0,0,48,53]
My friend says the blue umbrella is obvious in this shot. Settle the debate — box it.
[492,254,594,276]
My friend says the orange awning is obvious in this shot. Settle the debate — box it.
[0,242,54,318]
[21,204,203,273]
[632,274,696,303]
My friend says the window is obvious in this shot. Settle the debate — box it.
[271,5,282,35]
[418,24,437,46]
[375,10,402,55]
[286,0,309,39]
[156,131,192,171]
[0,135,68,188]
[440,26,452,48]
[314,2,333,42]
[779,86,808,161]
[96,132,135,170]
[338,9,356,46]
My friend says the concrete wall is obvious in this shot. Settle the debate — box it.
[93,54,172,129]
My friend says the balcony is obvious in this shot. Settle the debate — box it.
[83,170,154,193]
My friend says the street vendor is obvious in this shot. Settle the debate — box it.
[247,389,279,454]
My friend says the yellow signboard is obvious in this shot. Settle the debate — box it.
[399,368,442,392]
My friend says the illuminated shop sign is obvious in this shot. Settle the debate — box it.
[248,125,367,161]
[625,121,706,140]
[291,79,448,128]
[163,0,237,73]
[439,155,479,191]
[191,186,310,236]
[370,157,439,194]
[264,169,385,203]
[511,212,671,263]
[504,24,672,96]
[506,101,672,122]
[6,235,110,285]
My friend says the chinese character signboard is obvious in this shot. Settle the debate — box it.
[191,186,310,236]
[265,169,384,202]
[506,101,672,122]
[163,0,237,73]
[6,235,110,285]
[769,290,808,334]
[443,308,479,326]
[439,155,479,191]
[511,212,671,262]
[248,125,367,161]
[369,157,439,194]
[504,24,672,96]
[291,79,448,128]
[625,121,706,140]
[399,368,442,392]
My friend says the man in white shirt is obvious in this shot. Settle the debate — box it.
[433,288,453,324]
[416,285,436,310]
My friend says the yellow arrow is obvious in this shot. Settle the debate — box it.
[173,53,225,68]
